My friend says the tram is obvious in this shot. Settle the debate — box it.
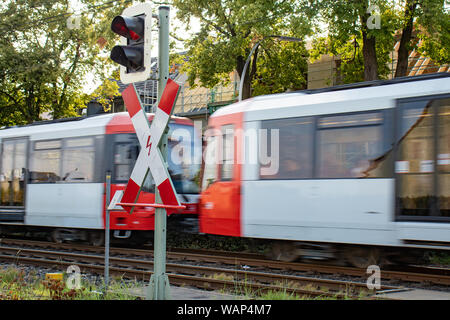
[0,112,201,244]
[199,73,450,265]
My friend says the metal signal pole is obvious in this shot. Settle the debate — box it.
[104,171,111,296]
[238,35,303,101]
[147,5,171,300]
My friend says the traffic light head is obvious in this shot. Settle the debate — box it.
[110,3,152,84]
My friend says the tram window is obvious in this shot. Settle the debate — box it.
[1,139,27,206]
[113,134,140,182]
[1,141,14,184]
[260,117,313,180]
[61,137,95,182]
[167,123,201,194]
[30,137,98,183]
[1,141,14,205]
[437,100,450,217]
[396,100,434,217]
[397,103,434,174]
[318,112,382,128]
[221,125,234,181]
[396,97,450,220]
[202,135,219,191]
[30,140,61,183]
[34,140,61,150]
[114,143,139,181]
[438,102,450,170]
[318,112,384,178]
[112,134,155,193]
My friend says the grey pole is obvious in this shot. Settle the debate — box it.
[147,5,171,300]
[104,171,111,296]
[238,41,262,102]
[238,36,304,102]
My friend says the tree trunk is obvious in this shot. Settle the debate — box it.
[395,0,417,78]
[362,31,379,81]
[359,1,379,81]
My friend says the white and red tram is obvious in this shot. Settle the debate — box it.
[0,112,201,244]
[200,73,450,264]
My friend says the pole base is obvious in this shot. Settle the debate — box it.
[147,274,171,300]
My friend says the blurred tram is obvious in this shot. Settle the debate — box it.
[0,112,201,245]
[200,73,450,266]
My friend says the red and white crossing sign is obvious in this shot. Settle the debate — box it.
[108,79,183,214]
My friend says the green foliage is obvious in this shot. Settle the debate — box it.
[89,76,121,113]
[427,252,450,266]
[166,232,269,254]
[257,289,301,300]
[1,1,80,124]
[0,0,132,126]
[252,40,309,95]
[312,0,396,82]
[0,266,140,300]
[312,0,449,82]
[173,0,315,99]
[415,0,450,64]
[310,35,392,84]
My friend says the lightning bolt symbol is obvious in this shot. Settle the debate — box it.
[146,135,152,156]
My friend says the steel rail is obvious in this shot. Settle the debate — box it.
[1,238,449,286]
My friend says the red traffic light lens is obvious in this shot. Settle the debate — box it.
[111,17,129,37]
[111,16,144,41]
[129,30,140,41]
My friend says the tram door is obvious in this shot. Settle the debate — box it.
[0,138,28,222]
[396,96,450,221]
[200,114,243,237]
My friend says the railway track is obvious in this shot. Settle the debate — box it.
[0,238,449,298]
[3,238,449,286]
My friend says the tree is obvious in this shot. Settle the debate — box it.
[397,0,450,76]
[90,74,121,113]
[310,34,392,84]
[172,0,315,100]
[317,0,397,81]
[314,0,449,82]
[0,0,125,126]
[252,40,309,96]
[395,0,418,77]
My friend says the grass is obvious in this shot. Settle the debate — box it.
[207,272,371,300]
[427,252,450,266]
[1,264,375,300]
[166,232,269,255]
[0,266,141,300]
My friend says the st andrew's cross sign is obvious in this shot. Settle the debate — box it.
[108,79,184,214]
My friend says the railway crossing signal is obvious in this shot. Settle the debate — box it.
[110,3,152,84]
[107,79,184,301]
[116,79,183,214]
[107,4,175,301]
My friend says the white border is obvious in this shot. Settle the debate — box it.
[119,3,153,84]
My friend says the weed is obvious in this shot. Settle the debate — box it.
[0,266,140,300]
[207,273,234,281]
[427,252,450,266]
